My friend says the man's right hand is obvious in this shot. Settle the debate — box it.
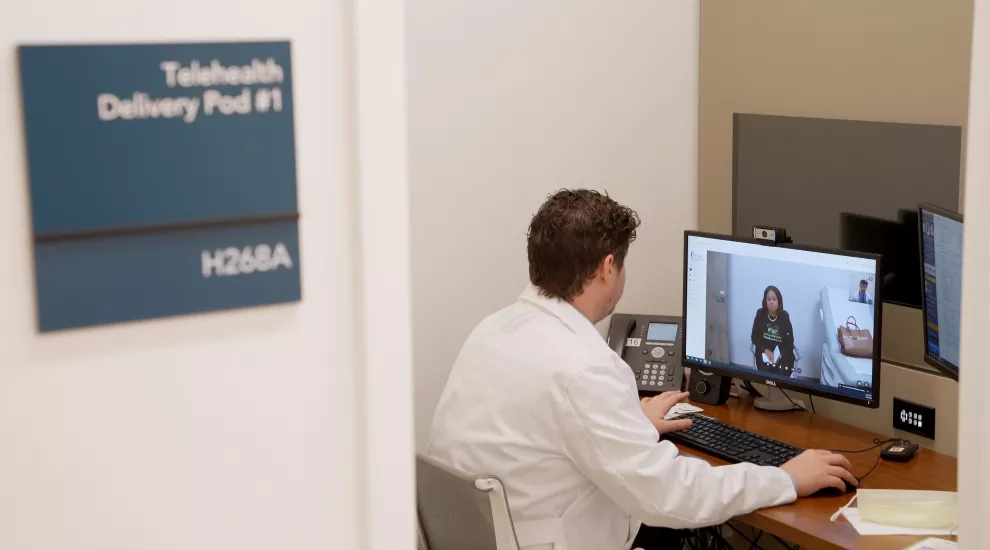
[779,450,858,497]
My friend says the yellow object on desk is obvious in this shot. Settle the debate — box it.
[903,538,957,550]
[858,490,957,529]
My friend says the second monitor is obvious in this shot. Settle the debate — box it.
[682,231,883,408]
[919,203,964,380]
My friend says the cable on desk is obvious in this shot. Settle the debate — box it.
[780,388,810,413]
[742,380,763,398]
[828,438,906,483]
[746,382,814,417]
[828,437,900,454]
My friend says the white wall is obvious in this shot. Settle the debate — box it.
[408,0,701,448]
[353,1,416,548]
[0,2,377,549]
[958,0,990,543]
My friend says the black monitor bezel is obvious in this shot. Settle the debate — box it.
[681,230,884,409]
[917,203,963,381]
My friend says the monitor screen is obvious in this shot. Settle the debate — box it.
[646,322,678,342]
[920,205,964,379]
[683,232,882,408]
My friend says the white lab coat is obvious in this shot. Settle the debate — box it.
[427,285,797,550]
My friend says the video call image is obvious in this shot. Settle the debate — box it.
[704,251,877,392]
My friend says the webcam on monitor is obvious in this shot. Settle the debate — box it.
[752,225,792,246]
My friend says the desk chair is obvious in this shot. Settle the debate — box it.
[416,453,521,550]
[416,453,656,550]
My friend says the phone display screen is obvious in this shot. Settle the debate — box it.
[646,322,678,342]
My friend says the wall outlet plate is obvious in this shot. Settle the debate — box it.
[893,397,936,440]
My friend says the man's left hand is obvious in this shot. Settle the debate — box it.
[640,391,693,435]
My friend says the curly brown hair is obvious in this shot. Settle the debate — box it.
[526,189,641,301]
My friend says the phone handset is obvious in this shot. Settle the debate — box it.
[608,316,636,357]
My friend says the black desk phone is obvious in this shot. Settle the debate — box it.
[606,313,685,396]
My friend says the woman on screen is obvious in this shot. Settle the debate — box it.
[750,285,796,376]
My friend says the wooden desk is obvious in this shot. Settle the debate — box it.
[674,397,957,550]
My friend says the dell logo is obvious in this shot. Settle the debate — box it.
[765,380,777,387]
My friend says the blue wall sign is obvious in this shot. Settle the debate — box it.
[19,41,301,332]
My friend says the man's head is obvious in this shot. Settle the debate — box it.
[860,280,868,292]
[526,189,640,323]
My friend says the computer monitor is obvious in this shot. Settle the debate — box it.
[919,204,964,380]
[840,209,920,309]
[682,231,883,408]
[732,114,962,310]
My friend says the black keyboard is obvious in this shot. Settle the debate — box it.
[664,414,803,467]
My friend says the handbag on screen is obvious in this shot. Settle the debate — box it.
[838,316,873,358]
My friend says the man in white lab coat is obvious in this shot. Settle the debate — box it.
[427,190,857,550]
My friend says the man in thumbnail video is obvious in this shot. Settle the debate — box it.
[750,285,795,376]
[855,280,873,304]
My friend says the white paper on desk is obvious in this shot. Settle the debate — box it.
[840,508,957,536]
[664,403,703,420]
[903,538,957,550]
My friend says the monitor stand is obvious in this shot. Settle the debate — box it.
[753,385,804,412]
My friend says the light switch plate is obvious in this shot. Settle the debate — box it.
[893,397,936,440]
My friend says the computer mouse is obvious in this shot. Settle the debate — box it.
[813,480,857,497]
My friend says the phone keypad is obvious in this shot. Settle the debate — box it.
[640,363,676,388]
